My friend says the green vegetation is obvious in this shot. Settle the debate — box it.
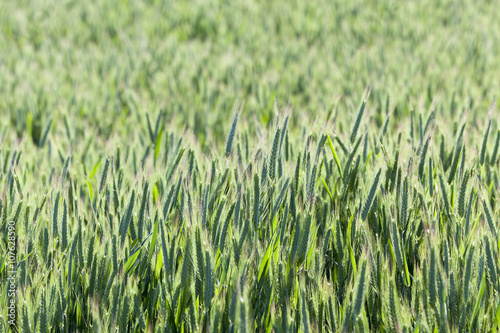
[1,0,500,332]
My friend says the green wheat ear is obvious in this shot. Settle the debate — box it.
[88,254,97,296]
[52,191,61,238]
[335,135,349,155]
[361,168,381,221]
[204,250,214,307]
[99,156,110,193]
[21,304,31,332]
[269,126,281,180]
[39,289,48,333]
[253,174,260,229]
[479,120,491,165]
[301,291,311,333]
[457,170,469,217]
[391,220,403,271]
[483,199,497,238]
[137,181,148,241]
[484,237,498,291]
[428,247,437,308]
[219,202,235,253]
[400,176,409,227]
[119,294,130,331]
[297,214,311,265]
[352,261,368,327]
[225,107,240,157]
[61,199,68,250]
[439,175,451,217]
[351,99,367,144]
[119,190,135,245]
[418,136,430,180]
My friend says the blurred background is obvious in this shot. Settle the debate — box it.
[1,0,499,151]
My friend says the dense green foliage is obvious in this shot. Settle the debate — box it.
[1,0,500,332]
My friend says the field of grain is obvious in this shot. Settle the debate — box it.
[1,0,499,332]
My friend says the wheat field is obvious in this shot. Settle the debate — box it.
[1,0,500,332]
